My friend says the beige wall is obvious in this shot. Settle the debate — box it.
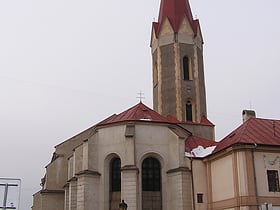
[192,159,208,210]
[64,122,191,210]
[206,147,280,210]
[254,151,280,197]
[211,154,235,201]
[45,156,67,190]
[237,151,248,196]
[33,190,64,210]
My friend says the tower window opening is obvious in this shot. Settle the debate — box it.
[183,56,190,80]
[186,101,193,121]
[153,62,158,87]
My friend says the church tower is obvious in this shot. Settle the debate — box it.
[151,0,207,123]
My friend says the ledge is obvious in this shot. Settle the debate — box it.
[166,167,190,174]
[75,170,101,177]
[121,165,139,173]
[40,189,64,194]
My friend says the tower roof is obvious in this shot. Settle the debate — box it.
[153,0,198,36]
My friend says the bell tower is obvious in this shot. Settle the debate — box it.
[151,0,207,123]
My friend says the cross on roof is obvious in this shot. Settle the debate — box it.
[137,91,145,102]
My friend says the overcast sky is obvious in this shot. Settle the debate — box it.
[0,0,279,209]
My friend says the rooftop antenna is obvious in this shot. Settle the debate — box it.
[137,91,145,102]
[249,101,252,110]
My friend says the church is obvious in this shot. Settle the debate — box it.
[32,0,280,209]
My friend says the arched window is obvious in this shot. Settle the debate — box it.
[110,158,121,192]
[183,56,190,80]
[142,157,162,210]
[186,101,193,121]
[142,157,161,191]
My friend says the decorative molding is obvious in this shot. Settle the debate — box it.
[263,155,280,168]
[40,189,64,194]
[125,124,135,138]
[67,177,77,182]
[75,170,101,177]
[166,167,190,174]
[64,177,78,188]
[121,165,139,173]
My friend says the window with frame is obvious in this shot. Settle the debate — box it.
[142,157,161,191]
[267,170,280,192]
[186,101,193,121]
[197,193,203,203]
[110,158,121,192]
[183,56,190,80]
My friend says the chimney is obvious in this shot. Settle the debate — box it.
[242,110,256,122]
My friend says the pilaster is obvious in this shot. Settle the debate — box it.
[166,167,193,210]
[76,170,101,210]
[121,165,139,210]
[68,178,77,210]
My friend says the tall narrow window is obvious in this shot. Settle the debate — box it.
[197,193,203,203]
[110,158,121,192]
[267,170,280,192]
[183,56,190,80]
[142,157,162,210]
[142,157,161,191]
[153,62,158,87]
[186,101,193,121]
[110,157,121,210]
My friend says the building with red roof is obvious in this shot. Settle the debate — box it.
[32,0,280,209]
[203,112,280,209]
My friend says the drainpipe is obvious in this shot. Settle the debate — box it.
[252,144,259,208]
[190,158,196,210]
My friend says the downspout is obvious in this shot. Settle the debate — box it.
[190,158,196,210]
[252,144,259,208]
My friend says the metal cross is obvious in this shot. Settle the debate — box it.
[137,91,145,102]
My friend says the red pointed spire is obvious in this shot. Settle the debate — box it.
[153,0,198,37]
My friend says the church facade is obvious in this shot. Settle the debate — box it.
[32,0,280,209]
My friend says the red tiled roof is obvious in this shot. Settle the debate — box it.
[97,102,173,126]
[185,136,218,153]
[166,115,181,123]
[153,0,198,37]
[200,116,215,126]
[213,118,280,153]
[179,116,215,127]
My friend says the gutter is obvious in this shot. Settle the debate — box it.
[190,158,196,210]
[252,144,259,208]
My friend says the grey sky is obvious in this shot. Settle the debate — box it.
[0,0,279,209]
